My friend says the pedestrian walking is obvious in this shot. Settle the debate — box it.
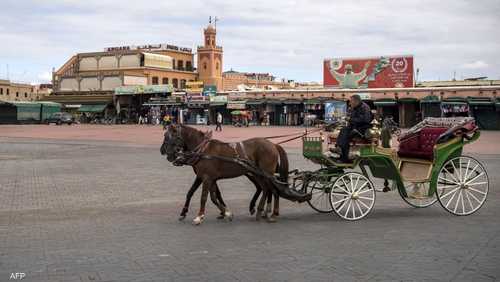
[215,112,223,131]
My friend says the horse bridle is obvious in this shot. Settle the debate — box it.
[166,126,212,166]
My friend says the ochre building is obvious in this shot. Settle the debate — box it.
[0,79,44,102]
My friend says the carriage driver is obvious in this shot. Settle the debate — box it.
[336,94,373,163]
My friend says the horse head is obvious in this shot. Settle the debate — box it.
[161,124,185,163]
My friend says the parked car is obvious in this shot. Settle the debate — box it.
[46,112,74,125]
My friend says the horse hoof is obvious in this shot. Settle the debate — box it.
[224,211,233,221]
[192,215,204,225]
[267,216,277,223]
[178,215,186,221]
[249,208,255,215]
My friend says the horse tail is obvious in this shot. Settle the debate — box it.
[275,144,289,183]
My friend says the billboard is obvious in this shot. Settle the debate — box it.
[324,55,414,88]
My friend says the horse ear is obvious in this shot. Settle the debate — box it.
[206,130,213,139]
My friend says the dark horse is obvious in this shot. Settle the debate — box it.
[161,124,295,225]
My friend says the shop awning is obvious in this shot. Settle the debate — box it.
[374,99,397,106]
[441,101,467,106]
[398,98,418,104]
[246,100,264,105]
[266,100,283,105]
[304,99,322,105]
[468,99,493,106]
[209,102,226,107]
[78,104,107,112]
[420,95,441,104]
[187,101,209,108]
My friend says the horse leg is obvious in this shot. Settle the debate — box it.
[256,188,268,221]
[179,177,202,221]
[193,180,211,225]
[269,189,280,223]
[210,183,225,219]
[265,189,273,216]
[248,176,262,215]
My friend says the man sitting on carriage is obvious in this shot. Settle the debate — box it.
[336,94,373,163]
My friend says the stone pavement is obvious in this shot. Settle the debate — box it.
[2,124,500,153]
[0,128,499,281]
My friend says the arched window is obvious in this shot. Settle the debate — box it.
[203,62,207,70]
[216,62,219,70]
[162,77,168,84]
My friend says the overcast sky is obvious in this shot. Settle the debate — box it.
[1,0,499,84]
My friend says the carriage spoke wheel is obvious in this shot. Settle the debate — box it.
[330,172,375,221]
[437,156,489,216]
[305,175,334,213]
[399,181,437,208]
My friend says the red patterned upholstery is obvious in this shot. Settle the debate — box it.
[398,127,448,160]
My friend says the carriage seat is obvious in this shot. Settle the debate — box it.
[397,127,448,160]
[397,117,477,160]
[327,129,372,146]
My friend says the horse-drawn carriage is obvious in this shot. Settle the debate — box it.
[294,117,489,221]
[162,115,488,224]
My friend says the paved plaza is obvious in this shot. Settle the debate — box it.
[1,125,500,281]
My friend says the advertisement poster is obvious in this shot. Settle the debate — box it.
[324,100,347,122]
[324,55,414,88]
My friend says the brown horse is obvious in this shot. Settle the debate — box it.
[160,124,290,225]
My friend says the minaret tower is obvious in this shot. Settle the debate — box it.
[197,16,223,91]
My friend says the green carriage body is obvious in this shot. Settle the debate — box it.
[302,130,481,197]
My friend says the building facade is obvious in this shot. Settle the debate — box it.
[52,45,197,95]
[0,79,39,102]
[222,70,293,91]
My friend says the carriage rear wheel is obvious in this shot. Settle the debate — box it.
[436,156,489,216]
[398,181,437,208]
[330,172,375,221]
[304,174,335,213]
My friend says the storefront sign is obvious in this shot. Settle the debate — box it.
[227,101,246,109]
[324,100,347,122]
[105,44,192,53]
[209,95,228,103]
[202,85,217,96]
[115,85,174,95]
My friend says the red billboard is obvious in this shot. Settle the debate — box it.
[323,55,414,88]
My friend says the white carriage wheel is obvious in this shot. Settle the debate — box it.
[436,156,489,216]
[306,176,334,213]
[398,181,437,208]
[330,172,376,221]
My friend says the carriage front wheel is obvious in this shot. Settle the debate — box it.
[330,172,376,221]
[436,156,489,216]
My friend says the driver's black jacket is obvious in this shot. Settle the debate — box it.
[347,102,372,133]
